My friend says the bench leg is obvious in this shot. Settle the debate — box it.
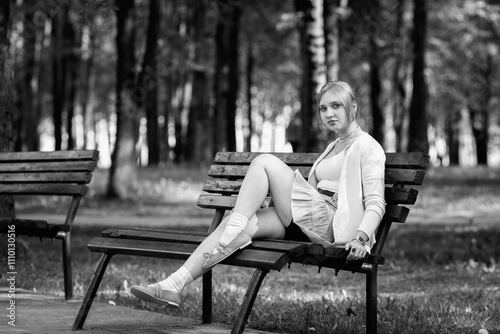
[62,232,73,300]
[202,270,212,324]
[366,266,378,334]
[72,253,113,331]
[231,268,269,334]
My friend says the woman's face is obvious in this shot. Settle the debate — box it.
[318,91,351,134]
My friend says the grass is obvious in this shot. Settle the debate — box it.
[3,164,500,333]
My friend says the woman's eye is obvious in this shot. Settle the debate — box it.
[332,103,340,109]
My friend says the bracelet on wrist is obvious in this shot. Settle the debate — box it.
[352,235,367,245]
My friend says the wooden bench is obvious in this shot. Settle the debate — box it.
[73,151,429,333]
[0,150,99,300]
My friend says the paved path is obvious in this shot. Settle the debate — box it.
[0,288,275,334]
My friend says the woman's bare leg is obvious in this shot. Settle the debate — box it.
[232,154,296,224]
[203,154,296,266]
[184,206,286,280]
[131,154,295,305]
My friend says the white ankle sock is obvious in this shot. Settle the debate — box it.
[218,212,249,247]
[155,266,193,293]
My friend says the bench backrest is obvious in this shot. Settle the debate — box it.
[197,151,429,256]
[0,150,99,197]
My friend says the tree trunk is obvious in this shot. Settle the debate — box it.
[468,52,493,165]
[136,0,161,165]
[392,0,409,152]
[107,0,139,199]
[187,0,211,163]
[446,111,460,165]
[212,13,225,155]
[407,0,428,153]
[245,44,254,152]
[51,5,68,150]
[81,23,95,149]
[161,75,173,163]
[15,0,38,151]
[0,0,17,217]
[225,3,240,152]
[369,0,384,146]
[323,0,346,82]
[294,0,326,152]
[213,0,241,155]
[64,15,79,150]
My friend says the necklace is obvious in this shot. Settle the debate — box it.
[339,126,360,143]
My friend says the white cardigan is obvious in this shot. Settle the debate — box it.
[308,132,386,250]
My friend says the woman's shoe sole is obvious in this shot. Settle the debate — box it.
[130,286,180,308]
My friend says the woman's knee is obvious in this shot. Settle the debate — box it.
[251,154,282,169]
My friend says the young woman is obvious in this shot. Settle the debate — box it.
[130,81,386,308]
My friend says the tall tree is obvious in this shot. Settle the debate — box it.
[468,49,494,165]
[186,0,212,163]
[64,10,79,150]
[0,0,17,217]
[212,0,241,154]
[81,21,96,150]
[244,44,254,152]
[368,0,384,145]
[16,0,39,151]
[171,1,190,163]
[51,4,69,150]
[323,0,347,82]
[391,0,411,152]
[294,0,326,152]
[407,0,429,153]
[107,0,139,198]
[138,0,161,165]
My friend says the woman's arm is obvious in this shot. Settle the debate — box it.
[357,145,386,242]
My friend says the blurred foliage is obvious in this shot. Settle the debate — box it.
[6,0,500,164]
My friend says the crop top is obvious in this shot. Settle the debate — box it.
[315,150,345,193]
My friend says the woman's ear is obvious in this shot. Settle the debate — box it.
[352,101,358,119]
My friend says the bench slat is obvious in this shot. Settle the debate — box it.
[384,204,409,223]
[0,150,99,162]
[202,180,418,204]
[385,152,429,168]
[197,194,410,222]
[208,165,311,180]
[0,172,93,184]
[214,152,429,169]
[208,165,425,185]
[0,184,88,196]
[384,169,426,185]
[101,228,309,257]
[88,237,290,271]
[0,161,97,172]
[0,218,70,238]
[214,152,319,165]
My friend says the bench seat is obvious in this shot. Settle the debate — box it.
[0,218,70,239]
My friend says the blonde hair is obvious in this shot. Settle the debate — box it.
[317,81,358,121]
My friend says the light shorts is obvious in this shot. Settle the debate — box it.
[290,170,338,245]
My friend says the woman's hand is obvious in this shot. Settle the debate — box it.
[345,240,367,261]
